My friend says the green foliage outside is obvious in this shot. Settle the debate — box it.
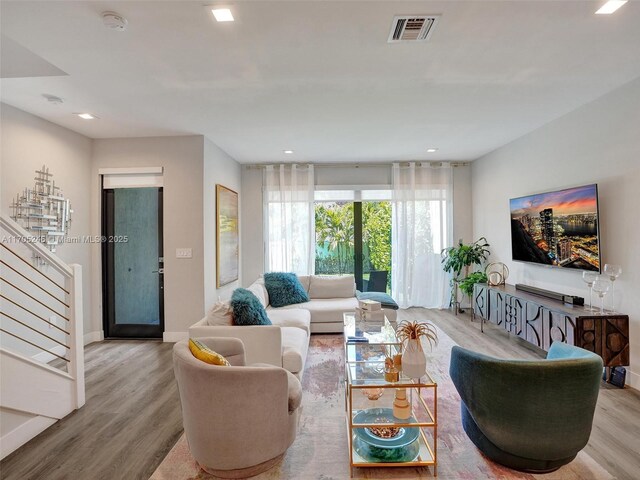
[315,202,392,282]
[362,202,392,275]
[315,203,354,274]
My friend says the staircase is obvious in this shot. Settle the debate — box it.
[0,215,85,459]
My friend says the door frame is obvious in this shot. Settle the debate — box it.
[101,185,164,338]
[353,202,364,291]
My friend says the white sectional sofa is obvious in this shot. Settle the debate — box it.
[274,274,357,333]
[189,274,397,378]
[268,274,397,332]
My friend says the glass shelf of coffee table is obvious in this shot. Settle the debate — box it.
[343,312,401,368]
[343,312,398,346]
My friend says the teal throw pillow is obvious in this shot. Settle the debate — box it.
[230,288,272,326]
[264,272,309,308]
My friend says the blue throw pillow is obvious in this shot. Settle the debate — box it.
[264,272,309,308]
[230,288,272,326]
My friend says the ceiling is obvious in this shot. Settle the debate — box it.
[1,1,640,164]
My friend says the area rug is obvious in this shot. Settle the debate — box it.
[150,328,615,480]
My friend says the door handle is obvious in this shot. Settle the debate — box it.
[152,268,165,274]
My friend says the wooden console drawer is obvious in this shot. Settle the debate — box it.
[472,284,629,368]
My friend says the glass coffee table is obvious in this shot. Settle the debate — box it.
[343,312,399,361]
[343,312,438,476]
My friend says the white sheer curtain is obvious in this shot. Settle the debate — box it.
[391,162,453,308]
[263,164,315,275]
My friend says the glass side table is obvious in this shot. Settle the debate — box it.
[342,313,437,476]
[345,360,438,476]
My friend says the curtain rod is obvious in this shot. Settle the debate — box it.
[243,161,470,169]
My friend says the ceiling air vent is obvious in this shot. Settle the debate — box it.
[388,15,440,43]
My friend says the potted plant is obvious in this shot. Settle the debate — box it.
[458,271,488,296]
[441,237,490,311]
[395,320,438,379]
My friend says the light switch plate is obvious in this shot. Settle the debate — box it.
[176,248,192,259]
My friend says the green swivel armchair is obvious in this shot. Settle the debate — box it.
[449,342,603,472]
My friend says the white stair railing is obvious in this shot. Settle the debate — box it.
[0,214,84,458]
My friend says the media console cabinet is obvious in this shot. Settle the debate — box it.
[472,283,629,368]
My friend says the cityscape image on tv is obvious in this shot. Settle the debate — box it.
[510,184,600,271]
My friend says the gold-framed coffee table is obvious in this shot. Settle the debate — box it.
[343,313,438,477]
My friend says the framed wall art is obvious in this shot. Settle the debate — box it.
[216,184,239,287]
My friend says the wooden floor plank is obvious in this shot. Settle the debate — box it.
[1,308,638,480]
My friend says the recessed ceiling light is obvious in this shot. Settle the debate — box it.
[284,150,294,154]
[595,0,627,14]
[212,8,234,22]
[426,148,438,153]
[76,113,97,120]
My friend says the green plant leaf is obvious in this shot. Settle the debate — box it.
[441,237,491,304]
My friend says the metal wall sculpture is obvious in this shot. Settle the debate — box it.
[10,165,73,252]
[485,262,509,286]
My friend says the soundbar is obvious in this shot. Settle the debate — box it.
[515,284,584,306]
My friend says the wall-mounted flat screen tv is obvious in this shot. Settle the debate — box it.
[510,184,600,272]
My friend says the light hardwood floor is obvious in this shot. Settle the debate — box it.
[416,308,640,480]
[1,309,638,480]
[0,340,183,480]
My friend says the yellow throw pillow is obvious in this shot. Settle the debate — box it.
[188,339,230,366]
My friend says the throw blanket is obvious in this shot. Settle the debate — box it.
[356,291,399,310]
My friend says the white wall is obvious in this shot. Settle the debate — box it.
[241,167,264,287]
[203,138,242,307]
[1,104,93,458]
[91,136,206,341]
[315,164,392,186]
[453,165,473,245]
[240,163,473,286]
[472,77,640,388]
[1,103,94,343]
[2,109,243,342]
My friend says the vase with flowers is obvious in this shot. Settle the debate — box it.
[396,320,438,379]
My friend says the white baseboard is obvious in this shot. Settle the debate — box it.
[31,345,66,364]
[163,331,188,343]
[29,332,103,361]
[627,368,639,390]
[83,331,104,346]
[0,414,56,460]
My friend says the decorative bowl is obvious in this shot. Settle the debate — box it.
[362,388,384,400]
[352,408,420,463]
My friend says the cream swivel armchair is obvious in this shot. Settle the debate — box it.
[173,337,301,478]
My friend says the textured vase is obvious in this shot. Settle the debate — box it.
[402,339,426,379]
[393,388,411,420]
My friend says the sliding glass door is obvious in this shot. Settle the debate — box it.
[361,200,391,293]
[315,201,354,276]
[314,190,391,292]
